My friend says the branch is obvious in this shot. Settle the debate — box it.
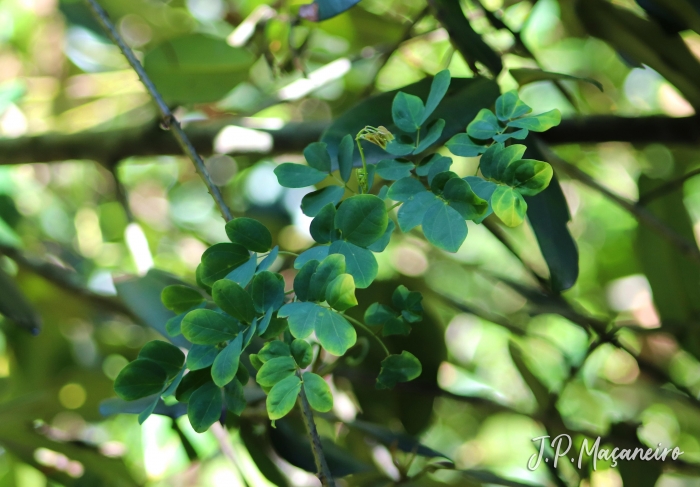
[638,167,700,204]
[84,0,232,221]
[3,115,700,166]
[296,371,335,487]
[538,141,700,266]
[0,244,139,321]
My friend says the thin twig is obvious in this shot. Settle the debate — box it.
[343,314,390,357]
[537,141,700,265]
[84,0,233,222]
[297,370,335,487]
[638,167,700,205]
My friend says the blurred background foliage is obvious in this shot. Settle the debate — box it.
[1,0,700,485]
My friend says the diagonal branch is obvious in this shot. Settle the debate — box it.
[537,140,700,265]
[83,0,232,222]
[84,1,334,480]
[638,167,700,205]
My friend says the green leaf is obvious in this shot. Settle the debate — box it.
[376,351,422,389]
[256,356,297,387]
[315,308,357,356]
[294,246,330,269]
[335,194,388,248]
[507,109,561,132]
[294,259,320,302]
[226,252,257,287]
[493,128,529,143]
[464,176,497,223]
[258,341,292,363]
[309,254,346,302]
[322,77,499,168]
[138,340,185,379]
[161,285,204,314]
[495,145,528,181]
[392,285,423,323]
[364,303,398,326]
[302,185,345,217]
[421,69,451,124]
[387,177,425,202]
[328,240,378,289]
[144,34,255,104]
[480,143,527,181]
[279,301,321,339]
[182,309,240,345]
[166,312,186,337]
[414,119,445,154]
[257,246,278,272]
[251,271,285,313]
[137,396,159,425]
[0,267,39,334]
[200,243,250,286]
[337,134,354,183]
[509,68,603,92]
[382,317,411,336]
[187,382,223,433]
[385,137,416,156]
[249,354,263,371]
[526,176,579,292]
[326,274,358,311]
[397,191,440,232]
[266,375,302,420]
[224,380,246,416]
[302,372,333,412]
[176,368,212,402]
[445,133,488,157]
[491,186,527,227]
[304,142,332,172]
[242,318,258,347]
[495,90,532,121]
[274,163,328,188]
[196,264,213,295]
[291,339,313,368]
[442,178,489,221]
[212,334,243,387]
[367,219,395,253]
[260,313,288,339]
[225,217,272,253]
[310,204,338,245]
[211,281,253,325]
[186,344,219,371]
[114,359,167,401]
[421,202,467,253]
[513,160,553,196]
[392,92,425,133]
[427,159,454,186]
[467,108,501,140]
[376,159,415,180]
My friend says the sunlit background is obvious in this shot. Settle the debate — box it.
[0,0,700,485]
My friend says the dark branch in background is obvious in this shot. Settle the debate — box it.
[84,0,232,222]
[2,116,700,167]
[536,141,700,265]
[0,244,139,321]
[84,0,334,479]
[638,167,700,204]
[360,6,430,98]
